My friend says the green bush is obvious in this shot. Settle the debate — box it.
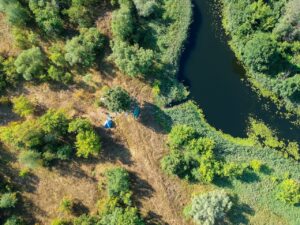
[12,95,35,117]
[47,65,72,84]
[59,197,74,214]
[276,179,300,205]
[18,150,42,169]
[51,218,70,225]
[133,0,157,17]
[14,47,46,81]
[105,168,130,198]
[75,130,101,158]
[39,110,69,136]
[0,193,17,208]
[102,87,132,113]
[167,125,197,149]
[185,190,233,225]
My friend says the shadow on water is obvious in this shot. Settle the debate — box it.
[178,0,300,142]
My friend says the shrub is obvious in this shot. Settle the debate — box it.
[167,125,197,149]
[105,168,130,198]
[0,193,17,208]
[100,207,145,225]
[12,95,35,117]
[18,150,42,169]
[222,162,246,179]
[102,87,132,113]
[2,57,20,86]
[197,150,220,183]
[59,197,74,214]
[286,142,300,160]
[276,179,300,205]
[249,160,263,173]
[75,130,101,158]
[186,190,233,225]
[14,47,46,81]
[51,218,70,225]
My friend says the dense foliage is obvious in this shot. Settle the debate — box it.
[0,107,101,167]
[102,87,132,113]
[222,0,300,114]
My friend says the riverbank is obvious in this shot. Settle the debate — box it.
[221,0,300,121]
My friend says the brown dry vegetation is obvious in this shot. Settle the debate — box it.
[0,7,204,224]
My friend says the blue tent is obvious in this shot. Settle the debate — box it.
[133,106,140,119]
[104,116,113,128]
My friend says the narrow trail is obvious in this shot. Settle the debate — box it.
[116,113,190,225]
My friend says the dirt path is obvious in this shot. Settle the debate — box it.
[115,112,190,225]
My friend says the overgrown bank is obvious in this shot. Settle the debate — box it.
[158,101,300,224]
[221,0,300,119]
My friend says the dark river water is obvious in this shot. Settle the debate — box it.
[179,0,300,141]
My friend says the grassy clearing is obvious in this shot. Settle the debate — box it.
[161,101,300,224]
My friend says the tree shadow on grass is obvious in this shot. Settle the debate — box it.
[72,198,90,217]
[129,172,169,225]
[144,211,169,225]
[239,170,261,183]
[130,173,154,208]
[227,196,255,225]
[99,127,134,166]
[139,102,173,134]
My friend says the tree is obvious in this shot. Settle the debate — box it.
[186,190,233,225]
[0,193,17,208]
[273,0,300,42]
[243,33,279,73]
[39,110,69,136]
[111,4,134,40]
[12,95,35,117]
[111,40,154,77]
[29,0,64,35]
[48,65,72,84]
[105,168,130,198]
[277,179,300,205]
[14,47,46,81]
[75,130,101,158]
[100,207,145,225]
[102,87,132,113]
[65,0,98,28]
[133,0,157,17]
[0,0,30,27]
[4,216,24,225]
[167,125,197,149]
[65,28,105,67]
[68,118,93,133]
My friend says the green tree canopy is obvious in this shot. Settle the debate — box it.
[14,47,46,81]
[102,87,132,113]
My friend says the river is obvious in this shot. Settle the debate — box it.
[179,0,300,141]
